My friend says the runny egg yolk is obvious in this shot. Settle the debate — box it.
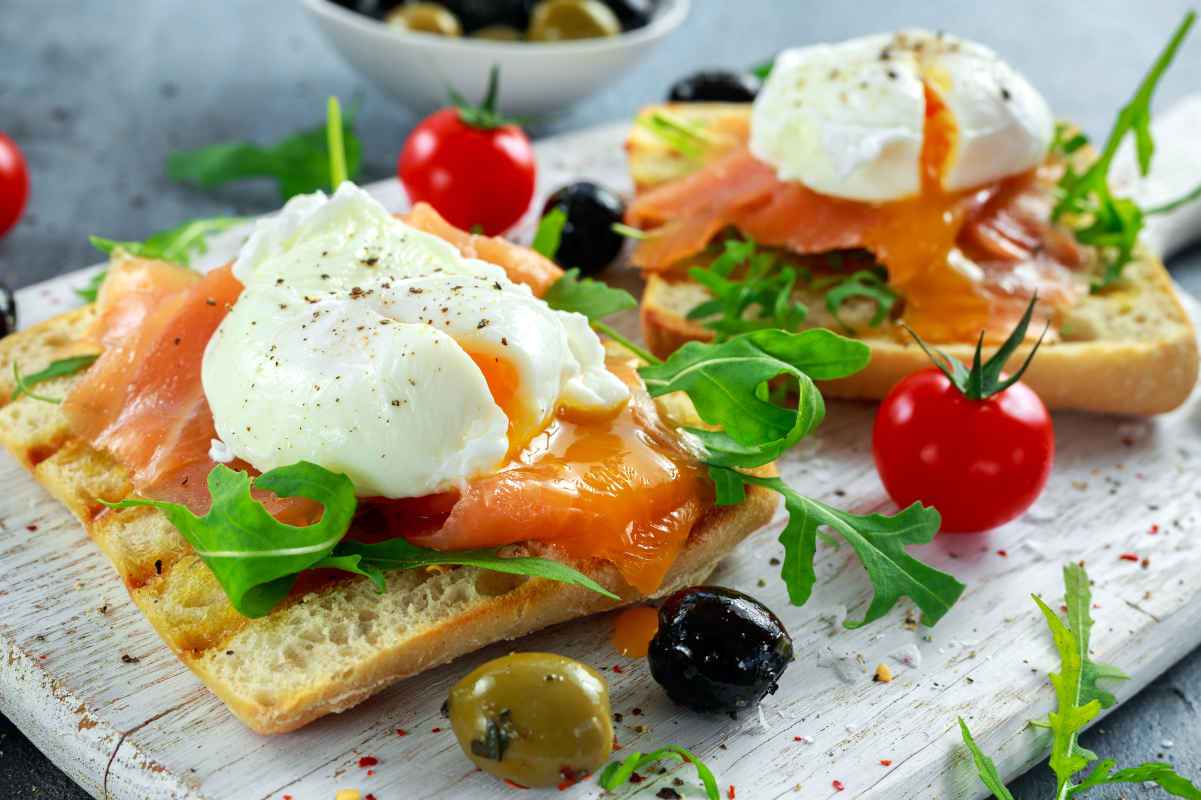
[360,356,712,595]
[860,85,992,342]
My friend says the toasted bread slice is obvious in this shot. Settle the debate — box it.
[0,309,778,735]
[629,104,1199,415]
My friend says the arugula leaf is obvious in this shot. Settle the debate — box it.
[89,215,243,269]
[166,105,363,201]
[637,110,713,160]
[958,719,1017,800]
[326,96,349,188]
[105,462,359,618]
[544,268,636,320]
[532,207,568,261]
[726,471,958,627]
[824,268,896,331]
[76,270,108,303]
[686,238,808,340]
[962,563,1199,799]
[1062,563,1127,710]
[105,462,618,618]
[1035,591,1103,792]
[542,269,655,364]
[639,328,869,468]
[1146,180,1201,216]
[1053,11,1195,290]
[750,58,775,80]
[1070,760,1201,798]
[597,745,719,800]
[336,538,619,601]
[10,354,99,404]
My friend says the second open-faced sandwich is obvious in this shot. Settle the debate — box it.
[627,27,1199,414]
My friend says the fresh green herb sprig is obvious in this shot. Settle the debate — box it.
[686,238,808,340]
[166,101,362,201]
[531,207,568,261]
[637,110,713,160]
[824,268,896,332]
[598,745,720,800]
[1053,11,1197,291]
[10,354,99,404]
[545,272,964,628]
[105,462,618,619]
[81,215,245,302]
[961,564,1199,800]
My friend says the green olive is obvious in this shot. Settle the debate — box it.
[471,24,525,41]
[385,2,463,36]
[528,0,621,42]
[447,652,614,787]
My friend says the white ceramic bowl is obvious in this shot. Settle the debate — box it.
[304,0,690,118]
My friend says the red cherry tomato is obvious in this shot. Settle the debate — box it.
[872,367,1054,533]
[0,132,29,238]
[398,107,535,236]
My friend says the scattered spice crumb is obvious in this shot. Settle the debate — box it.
[629,772,644,784]
[632,707,643,716]
[997,549,1008,557]
[656,789,682,799]
[25,524,38,532]
[728,785,736,799]
[396,728,408,736]
[833,779,846,791]
[432,727,443,733]
[357,756,378,768]
[120,654,140,664]
[880,759,893,767]
[1119,553,1140,562]
[612,665,624,674]
[874,663,893,683]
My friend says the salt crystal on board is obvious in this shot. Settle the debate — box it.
[208,439,235,464]
[817,646,866,683]
[1023,502,1057,524]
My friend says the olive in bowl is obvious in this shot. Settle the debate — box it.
[446,652,614,787]
[648,586,793,715]
[541,181,627,275]
[668,70,761,103]
[0,282,14,338]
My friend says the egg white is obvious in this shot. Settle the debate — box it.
[750,30,1054,202]
[202,183,628,499]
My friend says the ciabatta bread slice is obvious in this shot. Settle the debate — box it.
[0,308,777,735]
[629,103,1199,415]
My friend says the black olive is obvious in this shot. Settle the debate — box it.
[541,182,626,276]
[0,282,15,338]
[648,586,793,715]
[332,0,402,20]
[667,70,761,103]
[441,0,535,32]
[599,0,655,31]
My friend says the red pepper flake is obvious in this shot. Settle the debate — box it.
[1150,524,1160,534]
[432,727,443,733]
[366,795,378,800]
[396,728,408,736]
[612,665,624,674]
[358,756,379,768]
[996,549,1008,557]
[367,769,375,776]
[556,766,589,791]
[631,707,643,716]
[629,772,644,784]
[504,779,529,789]
[880,759,893,767]
[728,785,736,799]
[25,524,38,532]
[1141,557,1151,569]
[283,796,293,800]
[1119,552,1140,562]
[833,780,846,792]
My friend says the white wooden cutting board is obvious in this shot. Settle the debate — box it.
[3,120,1201,800]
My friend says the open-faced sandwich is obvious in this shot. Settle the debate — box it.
[0,99,969,734]
[627,28,1200,414]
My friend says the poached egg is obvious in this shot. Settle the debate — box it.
[202,183,628,499]
[750,30,1055,202]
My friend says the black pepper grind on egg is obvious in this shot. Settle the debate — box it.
[648,586,793,715]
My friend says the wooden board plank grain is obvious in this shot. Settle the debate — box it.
[1,120,1200,800]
